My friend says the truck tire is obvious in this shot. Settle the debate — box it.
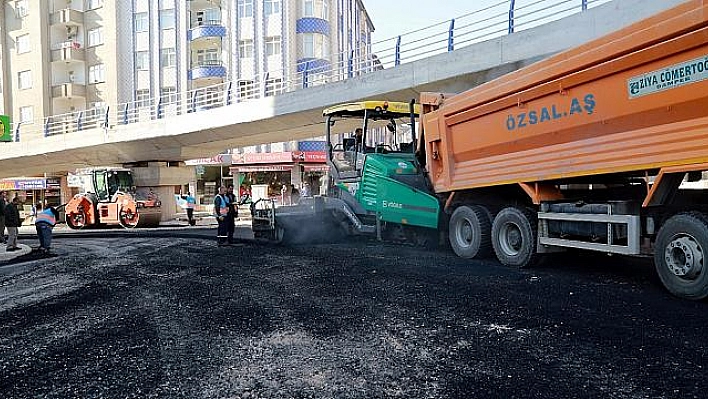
[654,212,708,300]
[491,207,539,268]
[449,205,492,259]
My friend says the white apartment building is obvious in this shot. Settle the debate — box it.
[0,0,375,141]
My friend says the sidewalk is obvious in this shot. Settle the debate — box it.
[0,242,33,262]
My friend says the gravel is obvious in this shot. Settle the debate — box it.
[1,234,707,398]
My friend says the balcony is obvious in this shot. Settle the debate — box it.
[51,8,84,27]
[51,46,85,63]
[188,21,226,41]
[51,83,86,99]
[188,60,226,81]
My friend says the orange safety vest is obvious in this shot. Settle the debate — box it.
[35,208,57,226]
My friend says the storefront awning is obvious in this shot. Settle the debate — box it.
[303,164,330,172]
[229,163,329,173]
[230,165,294,173]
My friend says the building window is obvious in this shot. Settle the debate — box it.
[195,8,221,26]
[86,0,103,10]
[303,0,328,19]
[159,9,175,30]
[265,36,281,56]
[303,0,313,17]
[14,0,28,18]
[264,0,281,15]
[238,0,253,18]
[18,70,32,90]
[239,40,253,58]
[88,64,105,83]
[196,49,220,66]
[303,34,314,58]
[161,48,176,67]
[135,12,148,32]
[135,51,149,70]
[160,87,177,104]
[87,27,104,47]
[135,89,151,108]
[16,34,30,54]
[91,102,108,119]
[302,33,328,59]
[19,106,33,124]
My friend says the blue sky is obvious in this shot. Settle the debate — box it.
[365,1,488,43]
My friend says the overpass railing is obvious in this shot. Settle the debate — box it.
[9,0,611,142]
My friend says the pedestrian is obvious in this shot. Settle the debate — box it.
[301,182,311,198]
[3,196,21,252]
[35,203,59,254]
[185,192,196,226]
[280,183,291,205]
[0,191,7,244]
[213,185,230,247]
[226,184,238,244]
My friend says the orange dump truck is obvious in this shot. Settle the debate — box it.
[419,0,708,299]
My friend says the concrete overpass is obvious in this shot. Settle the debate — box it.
[0,0,685,178]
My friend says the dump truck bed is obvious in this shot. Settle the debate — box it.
[422,0,708,193]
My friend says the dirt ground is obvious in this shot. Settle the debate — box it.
[1,233,707,398]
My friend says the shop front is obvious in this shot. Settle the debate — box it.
[0,176,66,221]
[185,154,233,211]
[230,150,328,205]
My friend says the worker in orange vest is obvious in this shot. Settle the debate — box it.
[35,204,59,254]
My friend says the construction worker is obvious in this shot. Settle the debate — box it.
[0,191,6,244]
[4,196,21,252]
[185,192,196,226]
[226,184,238,244]
[213,185,230,246]
[35,204,60,254]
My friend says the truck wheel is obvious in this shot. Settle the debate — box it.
[491,207,539,268]
[449,205,491,258]
[654,212,708,300]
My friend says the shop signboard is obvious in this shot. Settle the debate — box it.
[231,165,294,173]
[185,154,232,166]
[237,152,327,164]
[0,115,11,142]
[46,177,61,188]
[242,152,293,164]
[0,178,47,190]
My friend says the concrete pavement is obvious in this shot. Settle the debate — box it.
[0,243,33,261]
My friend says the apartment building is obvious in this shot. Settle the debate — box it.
[0,0,375,141]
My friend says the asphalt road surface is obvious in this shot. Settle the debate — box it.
[1,230,706,398]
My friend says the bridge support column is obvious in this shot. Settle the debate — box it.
[126,162,196,223]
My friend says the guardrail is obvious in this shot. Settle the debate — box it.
[9,0,612,142]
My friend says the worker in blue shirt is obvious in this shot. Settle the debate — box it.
[35,204,60,254]
[185,192,196,226]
